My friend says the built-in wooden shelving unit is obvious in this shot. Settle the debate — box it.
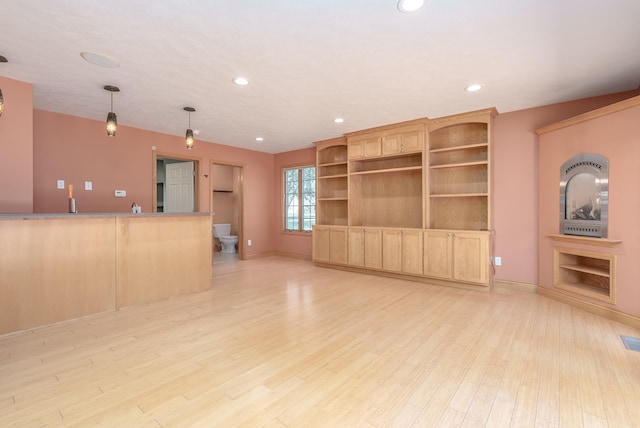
[313,109,496,288]
[554,247,616,304]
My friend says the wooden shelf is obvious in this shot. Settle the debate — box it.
[554,247,616,304]
[429,161,488,169]
[316,139,348,226]
[350,165,422,176]
[429,143,488,154]
[559,263,610,277]
[430,193,488,198]
[318,161,348,167]
[318,174,348,179]
[547,234,622,247]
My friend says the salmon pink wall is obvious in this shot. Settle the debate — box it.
[492,90,637,285]
[32,109,275,258]
[537,99,640,316]
[273,147,316,258]
[0,76,33,213]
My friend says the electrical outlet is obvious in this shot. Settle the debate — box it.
[248,239,252,246]
[57,180,65,189]
[494,256,502,266]
[85,181,92,191]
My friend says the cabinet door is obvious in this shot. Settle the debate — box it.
[347,141,364,160]
[312,226,330,263]
[423,231,453,279]
[348,228,365,267]
[364,228,383,270]
[402,230,423,275]
[382,134,401,155]
[363,138,382,158]
[452,232,489,284]
[329,227,349,265]
[401,130,423,153]
[382,229,403,273]
[382,131,423,156]
[348,138,381,159]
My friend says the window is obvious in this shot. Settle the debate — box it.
[284,166,315,232]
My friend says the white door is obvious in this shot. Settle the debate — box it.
[165,161,194,213]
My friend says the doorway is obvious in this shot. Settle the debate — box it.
[211,162,244,264]
[153,153,199,213]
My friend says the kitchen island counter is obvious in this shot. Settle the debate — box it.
[0,213,212,335]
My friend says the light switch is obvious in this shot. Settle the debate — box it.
[114,190,126,198]
[57,180,65,189]
[85,181,92,191]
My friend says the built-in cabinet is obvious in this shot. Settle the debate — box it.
[312,225,348,265]
[424,230,489,284]
[348,227,382,270]
[553,246,616,304]
[313,109,496,288]
[382,229,423,275]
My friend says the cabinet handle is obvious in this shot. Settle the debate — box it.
[447,233,453,237]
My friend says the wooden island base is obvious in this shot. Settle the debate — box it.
[0,213,212,335]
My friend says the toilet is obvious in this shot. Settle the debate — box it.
[213,223,238,254]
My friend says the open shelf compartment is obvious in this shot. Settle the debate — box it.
[553,247,616,303]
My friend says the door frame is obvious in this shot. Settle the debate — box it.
[210,160,245,260]
[152,151,201,212]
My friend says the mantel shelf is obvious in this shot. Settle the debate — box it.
[547,234,622,247]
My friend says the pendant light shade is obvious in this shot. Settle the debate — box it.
[0,55,6,118]
[184,107,196,149]
[104,85,120,137]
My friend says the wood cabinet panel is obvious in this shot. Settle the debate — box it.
[348,137,382,159]
[382,130,424,155]
[424,230,453,279]
[313,225,348,265]
[452,231,489,284]
[424,230,489,285]
[349,227,382,270]
[382,229,422,274]
[382,229,403,273]
[402,229,423,275]
[312,225,330,263]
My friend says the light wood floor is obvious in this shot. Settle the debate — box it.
[1,257,640,427]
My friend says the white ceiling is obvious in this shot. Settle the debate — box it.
[1,0,639,154]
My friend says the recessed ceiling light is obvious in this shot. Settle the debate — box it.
[80,51,120,68]
[334,118,344,123]
[397,0,424,13]
[465,84,482,92]
[233,77,250,86]
[256,137,264,141]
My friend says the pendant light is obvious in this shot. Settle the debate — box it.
[0,55,7,117]
[184,106,196,149]
[104,85,120,137]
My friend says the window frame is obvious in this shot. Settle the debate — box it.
[283,165,316,233]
